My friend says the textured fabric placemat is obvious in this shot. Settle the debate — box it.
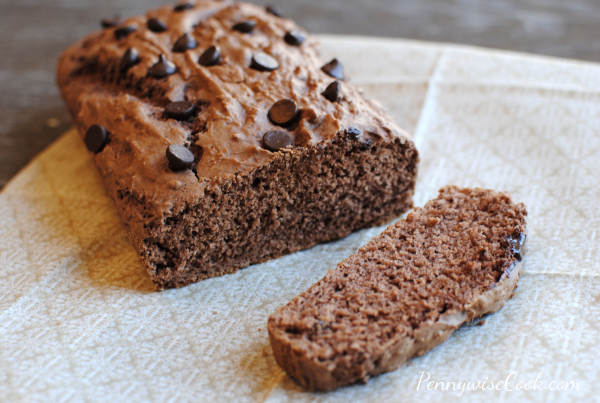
[1,35,599,403]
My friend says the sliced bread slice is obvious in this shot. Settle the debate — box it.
[268,186,528,391]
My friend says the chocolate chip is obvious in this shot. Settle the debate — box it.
[166,145,195,171]
[266,5,283,17]
[84,125,109,153]
[268,99,298,127]
[232,20,256,33]
[149,54,176,78]
[284,30,305,46]
[174,1,194,12]
[114,26,137,40]
[198,46,222,67]
[173,33,197,52]
[321,58,344,80]
[250,53,279,72]
[120,48,141,73]
[263,130,293,152]
[165,101,196,120]
[147,18,168,33]
[508,236,520,251]
[101,16,123,29]
[322,81,341,103]
[507,233,526,262]
[360,138,373,150]
[514,251,523,262]
[345,127,361,140]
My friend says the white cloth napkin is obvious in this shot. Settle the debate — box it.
[1,35,598,402]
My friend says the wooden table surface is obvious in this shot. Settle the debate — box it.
[2,0,600,189]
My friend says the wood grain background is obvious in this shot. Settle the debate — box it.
[2,0,600,189]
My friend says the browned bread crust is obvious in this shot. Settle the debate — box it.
[268,186,528,391]
[56,1,418,289]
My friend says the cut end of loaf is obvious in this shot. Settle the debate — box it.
[132,133,418,289]
[268,186,528,391]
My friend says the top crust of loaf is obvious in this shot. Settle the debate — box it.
[268,186,527,390]
[56,0,412,210]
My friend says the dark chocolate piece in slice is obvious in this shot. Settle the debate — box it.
[345,127,361,139]
[84,125,109,153]
[360,138,373,150]
[268,186,528,391]
[507,232,527,262]
[321,58,344,80]
[166,144,195,171]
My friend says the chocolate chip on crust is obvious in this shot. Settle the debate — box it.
[120,48,141,72]
[85,125,109,153]
[167,144,195,170]
[268,99,298,127]
[250,53,279,72]
[263,130,293,152]
[147,18,168,33]
[174,1,194,12]
[198,46,222,67]
[284,30,305,46]
[322,81,341,103]
[173,33,198,52]
[266,5,283,17]
[149,54,176,78]
[232,20,256,33]
[165,101,196,121]
[114,26,137,40]
[322,59,344,80]
[101,16,123,29]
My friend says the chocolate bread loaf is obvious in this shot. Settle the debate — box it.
[268,186,527,391]
[56,1,418,289]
